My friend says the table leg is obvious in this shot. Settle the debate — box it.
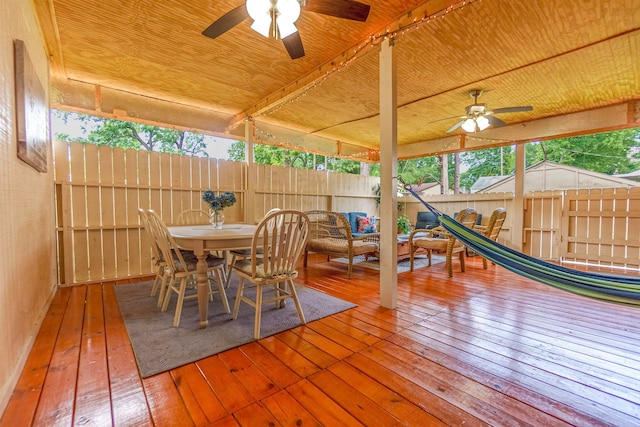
[196,254,209,328]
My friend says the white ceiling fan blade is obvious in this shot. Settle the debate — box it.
[486,115,507,127]
[446,120,465,133]
[430,115,466,124]
[490,106,533,114]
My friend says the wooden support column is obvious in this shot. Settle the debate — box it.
[379,38,398,309]
[245,120,256,225]
[512,143,525,250]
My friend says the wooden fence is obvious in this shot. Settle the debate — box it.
[53,141,640,285]
[562,188,640,268]
[53,141,381,284]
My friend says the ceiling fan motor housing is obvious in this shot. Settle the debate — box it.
[466,103,487,116]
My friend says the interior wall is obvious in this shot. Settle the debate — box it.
[0,0,57,414]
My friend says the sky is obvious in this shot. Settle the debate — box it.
[203,136,235,160]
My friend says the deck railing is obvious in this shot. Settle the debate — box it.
[53,141,640,285]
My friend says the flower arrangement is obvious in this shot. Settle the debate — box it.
[202,190,236,213]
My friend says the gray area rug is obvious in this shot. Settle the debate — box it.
[335,254,445,273]
[114,279,356,378]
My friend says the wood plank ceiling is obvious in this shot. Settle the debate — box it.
[33,0,640,160]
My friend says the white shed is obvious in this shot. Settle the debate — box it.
[474,161,640,193]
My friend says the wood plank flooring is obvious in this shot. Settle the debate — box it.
[2,255,640,426]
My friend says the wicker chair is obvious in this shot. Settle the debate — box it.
[473,207,507,269]
[303,210,379,278]
[408,208,478,277]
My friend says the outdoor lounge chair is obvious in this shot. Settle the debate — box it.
[408,208,478,277]
[473,207,507,269]
[304,210,379,278]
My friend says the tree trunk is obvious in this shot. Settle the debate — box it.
[454,152,460,194]
[440,154,449,194]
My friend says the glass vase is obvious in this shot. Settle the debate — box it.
[210,211,225,229]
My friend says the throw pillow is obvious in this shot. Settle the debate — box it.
[357,216,377,233]
[368,216,377,231]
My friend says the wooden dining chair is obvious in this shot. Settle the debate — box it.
[138,208,170,306]
[225,207,282,288]
[146,209,230,327]
[177,209,210,225]
[231,209,309,339]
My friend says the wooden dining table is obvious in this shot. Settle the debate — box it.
[168,223,257,328]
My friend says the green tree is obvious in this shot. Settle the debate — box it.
[53,110,208,156]
[459,146,514,190]
[229,141,318,167]
[228,140,367,173]
[525,129,640,174]
[370,157,441,186]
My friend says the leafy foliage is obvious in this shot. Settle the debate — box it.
[525,130,640,174]
[53,110,209,156]
[397,216,411,234]
[228,140,365,173]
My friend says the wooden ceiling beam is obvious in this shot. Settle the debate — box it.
[51,77,238,139]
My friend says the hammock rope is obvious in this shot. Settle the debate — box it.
[405,186,640,306]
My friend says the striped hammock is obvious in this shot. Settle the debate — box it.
[406,188,640,306]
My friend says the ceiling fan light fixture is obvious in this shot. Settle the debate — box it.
[461,118,477,132]
[246,0,300,39]
[247,0,272,37]
[476,115,490,131]
[250,17,272,37]
[276,0,300,38]
[277,20,298,38]
[246,0,269,21]
[277,0,301,21]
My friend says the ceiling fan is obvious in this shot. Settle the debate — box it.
[202,0,371,60]
[437,90,533,133]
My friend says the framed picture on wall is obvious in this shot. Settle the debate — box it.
[15,39,48,173]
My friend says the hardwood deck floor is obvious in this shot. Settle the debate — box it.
[2,255,640,426]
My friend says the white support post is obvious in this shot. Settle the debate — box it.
[245,120,256,225]
[379,38,398,309]
[513,143,525,251]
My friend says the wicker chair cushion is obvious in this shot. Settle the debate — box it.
[306,237,378,256]
[412,237,462,252]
